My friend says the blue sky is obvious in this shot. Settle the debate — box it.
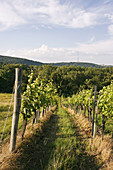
[0,0,113,65]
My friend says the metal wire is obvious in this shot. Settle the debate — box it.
[0,86,15,146]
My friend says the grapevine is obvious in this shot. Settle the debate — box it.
[20,70,57,139]
[62,81,113,135]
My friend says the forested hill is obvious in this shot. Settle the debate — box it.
[0,55,104,68]
[0,55,42,66]
[48,62,103,68]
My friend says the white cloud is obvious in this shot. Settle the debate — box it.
[104,0,110,4]
[89,36,95,43]
[2,39,113,65]
[108,24,113,35]
[11,0,98,28]
[76,39,113,55]
[105,14,113,23]
[0,0,113,30]
[0,1,26,30]
[2,44,78,63]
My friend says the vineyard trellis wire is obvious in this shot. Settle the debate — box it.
[0,82,25,148]
[62,81,113,139]
[1,67,113,153]
[0,86,14,146]
[0,68,58,152]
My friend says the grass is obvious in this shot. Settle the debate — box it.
[83,109,113,136]
[0,93,23,142]
[47,106,79,169]
[67,107,113,170]
[97,114,113,135]
[0,104,101,170]
[0,96,112,169]
[0,93,14,141]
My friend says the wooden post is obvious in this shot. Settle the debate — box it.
[80,105,82,115]
[84,105,86,117]
[82,104,84,115]
[93,122,97,138]
[76,105,78,114]
[32,109,36,126]
[88,108,90,121]
[93,101,98,138]
[92,86,97,136]
[21,109,27,140]
[93,114,97,138]
[102,114,105,140]
[74,103,75,113]
[88,98,90,121]
[79,106,81,115]
[10,68,22,152]
[41,107,44,118]
[49,105,51,111]
[36,108,40,123]
[88,109,91,121]
[88,98,91,121]
[44,107,46,115]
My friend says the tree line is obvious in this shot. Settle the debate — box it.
[0,63,113,96]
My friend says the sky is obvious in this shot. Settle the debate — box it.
[0,0,113,65]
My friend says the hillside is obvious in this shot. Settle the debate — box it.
[0,55,104,68]
[48,62,103,68]
[0,55,42,66]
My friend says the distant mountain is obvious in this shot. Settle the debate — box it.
[0,55,105,68]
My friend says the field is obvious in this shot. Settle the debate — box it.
[0,105,101,169]
[0,90,113,169]
[0,93,23,142]
[0,104,113,169]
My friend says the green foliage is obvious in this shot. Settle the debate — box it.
[98,81,113,119]
[0,63,32,93]
[64,88,94,109]
[63,81,113,134]
[0,55,42,66]
[0,55,104,67]
[21,71,57,120]
[0,63,113,97]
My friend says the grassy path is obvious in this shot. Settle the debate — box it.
[1,105,100,169]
